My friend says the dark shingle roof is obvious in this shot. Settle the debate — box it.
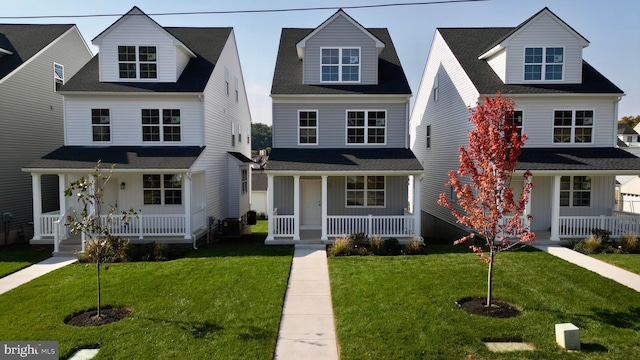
[0,24,74,80]
[270,28,411,95]
[266,148,422,172]
[618,123,638,135]
[438,27,623,95]
[517,147,640,171]
[228,151,253,163]
[60,27,232,93]
[26,146,204,170]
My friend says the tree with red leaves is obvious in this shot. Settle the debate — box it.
[438,92,534,308]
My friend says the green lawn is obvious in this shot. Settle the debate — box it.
[251,219,268,234]
[0,244,51,278]
[591,253,640,275]
[329,242,640,359]
[0,235,293,359]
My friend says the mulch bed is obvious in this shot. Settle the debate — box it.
[456,297,521,318]
[65,307,131,327]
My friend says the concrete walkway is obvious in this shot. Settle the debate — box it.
[0,257,77,295]
[534,244,640,292]
[274,244,339,360]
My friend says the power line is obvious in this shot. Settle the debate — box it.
[0,0,489,20]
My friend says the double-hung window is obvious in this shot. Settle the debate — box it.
[143,174,182,205]
[142,109,181,142]
[347,110,386,144]
[510,110,523,137]
[299,110,318,144]
[346,176,385,207]
[560,176,591,207]
[241,169,248,194]
[553,110,593,143]
[91,109,110,142]
[321,47,360,82]
[54,63,64,90]
[426,125,431,149]
[118,46,157,79]
[524,47,563,80]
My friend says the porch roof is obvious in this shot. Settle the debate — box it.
[517,147,640,172]
[265,148,423,172]
[25,146,204,171]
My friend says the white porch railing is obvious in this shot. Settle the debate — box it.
[40,213,61,236]
[327,214,415,238]
[273,208,295,237]
[559,213,640,238]
[100,214,186,238]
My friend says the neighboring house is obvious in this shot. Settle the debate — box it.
[618,123,640,147]
[616,176,640,214]
[23,7,252,251]
[251,169,268,216]
[410,7,640,241]
[265,9,423,244]
[0,24,92,244]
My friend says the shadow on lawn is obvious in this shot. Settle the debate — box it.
[425,238,541,255]
[186,234,293,259]
[591,306,640,330]
[136,317,224,338]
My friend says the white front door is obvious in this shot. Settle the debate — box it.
[301,179,321,229]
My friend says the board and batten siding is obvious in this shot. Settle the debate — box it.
[504,12,584,84]
[96,13,182,83]
[64,95,203,146]
[409,30,480,234]
[272,101,407,148]
[0,26,92,241]
[191,30,252,223]
[512,96,618,147]
[272,176,408,216]
[302,14,378,85]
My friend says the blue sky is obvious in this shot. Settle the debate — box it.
[4,0,639,125]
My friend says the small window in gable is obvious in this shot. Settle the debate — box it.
[234,77,239,102]
[118,46,156,79]
[321,47,360,82]
[138,46,157,79]
[224,67,230,96]
[53,63,64,90]
[426,124,431,149]
[524,47,563,81]
[433,73,439,101]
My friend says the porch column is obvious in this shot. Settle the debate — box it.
[293,175,300,241]
[321,175,328,241]
[550,175,561,241]
[524,175,532,228]
[58,174,66,216]
[183,174,192,240]
[413,175,422,236]
[31,173,42,240]
[266,174,274,241]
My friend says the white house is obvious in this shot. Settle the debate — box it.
[24,7,252,253]
[265,9,423,244]
[0,24,92,244]
[410,7,640,241]
[618,123,640,147]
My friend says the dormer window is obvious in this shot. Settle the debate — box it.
[524,47,563,80]
[118,45,157,79]
[321,47,360,82]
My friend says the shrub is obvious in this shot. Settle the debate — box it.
[404,237,424,255]
[383,238,402,256]
[349,232,369,248]
[591,228,612,244]
[369,236,384,255]
[328,236,352,256]
[78,236,129,263]
[573,235,603,255]
[618,232,640,254]
[152,243,169,261]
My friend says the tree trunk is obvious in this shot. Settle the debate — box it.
[96,259,101,318]
[486,247,495,308]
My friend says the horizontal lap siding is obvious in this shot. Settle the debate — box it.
[98,15,178,82]
[0,28,91,232]
[64,95,202,146]
[272,102,407,147]
[505,12,583,84]
[303,15,377,85]
[486,49,506,82]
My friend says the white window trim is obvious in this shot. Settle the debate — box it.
[552,109,594,145]
[512,109,524,137]
[141,108,182,143]
[142,174,183,206]
[91,108,112,143]
[560,175,591,208]
[53,62,64,90]
[118,45,158,80]
[345,176,386,208]
[320,47,362,83]
[298,109,319,146]
[523,46,565,81]
[241,168,248,194]
[345,109,387,145]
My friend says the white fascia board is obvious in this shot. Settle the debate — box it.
[481,93,626,98]
[57,91,203,97]
[478,44,504,60]
[23,168,194,174]
[264,170,422,177]
[271,94,411,104]
[514,169,640,176]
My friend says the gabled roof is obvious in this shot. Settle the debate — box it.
[228,151,253,163]
[438,27,623,95]
[266,148,422,172]
[618,123,638,135]
[92,6,195,58]
[271,28,410,95]
[25,146,204,170]
[295,9,384,59]
[479,7,589,58]
[0,24,74,80]
[517,147,640,171]
[60,27,232,93]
